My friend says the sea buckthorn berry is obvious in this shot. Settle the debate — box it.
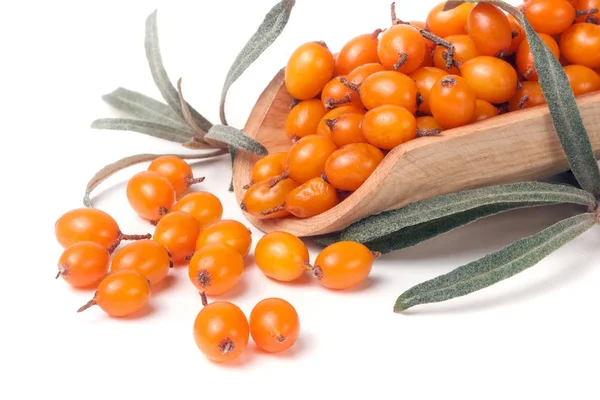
[524,0,576,35]
[172,191,223,228]
[284,177,339,218]
[573,0,599,24]
[466,3,512,56]
[347,63,386,86]
[193,301,249,363]
[148,156,204,197]
[311,241,379,290]
[249,298,300,353]
[408,21,436,67]
[153,211,201,265]
[377,24,426,74]
[285,41,335,100]
[285,99,327,142]
[56,242,110,288]
[241,178,299,219]
[244,152,287,189]
[507,14,525,55]
[517,33,560,81]
[335,30,382,76]
[416,116,443,137]
[409,66,449,114]
[110,240,171,286]
[255,231,310,282]
[473,99,499,121]
[188,243,244,296]
[359,70,418,113]
[77,270,151,317]
[283,135,338,184]
[362,105,417,150]
[560,23,600,69]
[429,75,477,129]
[324,143,385,192]
[55,208,150,250]
[316,106,365,136]
[321,76,363,110]
[459,56,518,104]
[326,113,367,147]
[127,171,176,224]
[433,34,480,75]
[563,64,600,95]
[509,81,547,111]
[195,220,252,258]
[426,2,475,38]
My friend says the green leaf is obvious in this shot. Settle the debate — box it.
[101,87,190,131]
[145,10,212,132]
[394,212,597,312]
[219,0,295,125]
[83,149,228,207]
[311,232,342,248]
[228,146,237,192]
[342,182,595,244]
[205,125,268,156]
[91,118,192,143]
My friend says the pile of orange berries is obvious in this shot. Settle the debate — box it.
[240,0,600,221]
[55,155,379,363]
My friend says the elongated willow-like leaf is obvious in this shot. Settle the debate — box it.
[311,232,342,248]
[394,212,597,312]
[145,10,212,133]
[101,87,190,131]
[219,0,296,126]
[205,125,268,156]
[83,149,228,207]
[342,182,596,244]
[443,0,600,197]
[91,118,192,143]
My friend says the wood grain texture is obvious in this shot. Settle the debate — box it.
[232,68,600,237]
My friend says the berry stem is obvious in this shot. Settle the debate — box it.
[518,95,530,109]
[77,298,97,313]
[325,118,337,131]
[393,52,408,71]
[261,203,286,216]
[324,93,352,110]
[340,77,360,93]
[417,128,442,137]
[576,8,598,18]
[186,176,206,186]
[200,291,208,307]
[218,338,235,354]
[243,180,255,190]
[268,172,289,188]
[56,263,69,279]
[108,232,152,254]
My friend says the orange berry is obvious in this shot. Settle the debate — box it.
[126,171,175,224]
[110,240,171,285]
[195,219,252,258]
[249,298,300,353]
[377,24,426,74]
[517,33,560,81]
[284,135,338,184]
[148,156,204,197]
[285,41,335,100]
[466,3,512,56]
[509,81,547,111]
[255,231,310,282]
[193,301,249,363]
[408,21,436,67]
[416,115,443,136]
[77,270,151,317]
[524,0,576,35]
[347,63,386,86]
[57,241,110,288]
[426,2,475,38]
[473,99,499,121]
[429,75,477,129]
[55,208,119,249]
[573,0,599,24]
[507,14,525,55]
[362,105,417,150]
[153,211,201,265]
[172,191,223,229]
[326,113,368,147]
[409,66,449,114]
[324,143,385,192]
[285,177,339,218]
[359,70,418,113]
[433,34,480,75]
[460,56,518,104]
[188,243,244,296]
[563,64,600,95]
[316,106,365,136]
[241,178,299,219]
[335,30,381,76]
[321,76,363,110]
[559,23,600,69]
[285,99,327,142]
[311,241,378,290]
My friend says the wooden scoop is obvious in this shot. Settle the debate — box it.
[232,68,600,237]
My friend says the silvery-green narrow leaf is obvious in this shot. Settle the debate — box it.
[366,202,553,255]
[91,118,192,143]
[83,149,228,207]
[442,0,522,18]
[205,125,268,156]
[228,146,237,192]
[219,0,296,125]
[102,87,190,131]
[342,182,595,243]
[145,10,212,132]
[394,212,596,312]
[311,232,343,248]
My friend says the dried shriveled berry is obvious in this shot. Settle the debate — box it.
[148,156,204,197]
[524,0,576,35]
[57,241,110,288]
[426,2,475,38]
[255,231,310,282]
[172,191,223,228]
[153,211,201,265]
[324,143,385,192]
[466,3,512,56]
[286,99,327,142]
[362,105,417,150]
[241,178,299,219]
[316,106,365,136]
[249,298,300,353]
[559,23,600,69]
[459,56,518,104]
[335,30,381,76]
[508,81,547,111]
[284,177,339,218]
[127,171,176,224]
[326,113,368,147]
[409,66,449,114]
[321,76,363,110]
[110,240,171,285]
[285,41,335,100]
[188,243,244,296]
[359,70,418,113]
[433,34,480,75]
[196,219,252,258]
[517,33,560,81]
[429,75,477,129]
[564,64,600,95]
[377,24,426,74]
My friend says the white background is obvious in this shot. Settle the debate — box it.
[2,0,600,399]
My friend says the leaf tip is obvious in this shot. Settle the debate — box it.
[393,298,409,313]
